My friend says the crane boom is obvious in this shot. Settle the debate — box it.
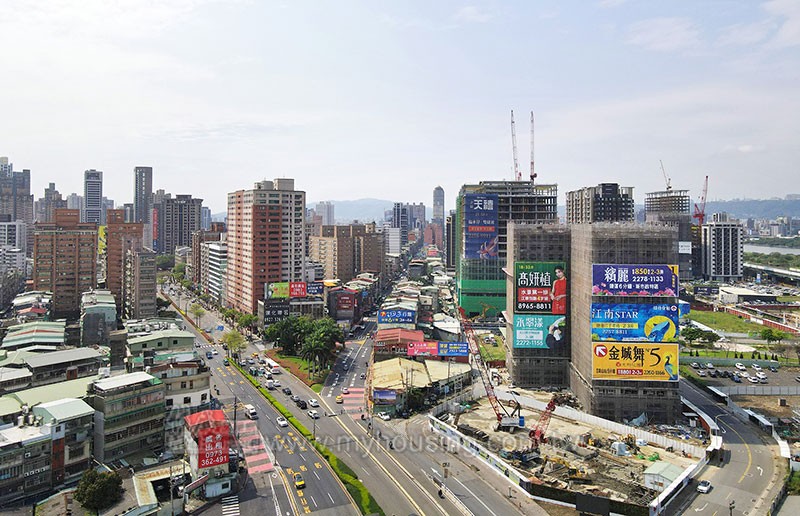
[692,175,709,226]
[660,160,671,191]
[530,111,536,183]
[511,110,521,181]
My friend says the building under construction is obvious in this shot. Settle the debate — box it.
[454,180,557,318]
[506,222,571,388]
[644,189,694,280]
[569,223,681,423]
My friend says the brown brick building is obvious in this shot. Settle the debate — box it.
[106,209,143,307]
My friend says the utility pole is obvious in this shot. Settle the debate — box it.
[233,395,238,439]
[728,500,735,516]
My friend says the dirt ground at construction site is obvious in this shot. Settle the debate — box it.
[457,398,701,506]
[731,394,800,418]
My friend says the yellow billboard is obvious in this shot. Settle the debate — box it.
[591,342,679,382]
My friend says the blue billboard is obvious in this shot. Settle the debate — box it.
[592,264,678,297]
[591,303,679,342]
[378,309,415,324]
[306,282,324,296]
[463,193,498,260]
[438,342,469,357]
[513,315,567,349]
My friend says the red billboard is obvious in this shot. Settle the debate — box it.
[407,341,438,356]
[198,425,229,469]
[289,282,307,298]
[336,293,354,310]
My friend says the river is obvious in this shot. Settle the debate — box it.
[744,244,800,256]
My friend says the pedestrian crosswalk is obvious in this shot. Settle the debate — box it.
[221,494,240,516]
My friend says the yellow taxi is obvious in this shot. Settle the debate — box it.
[251,352,259,358]
[335,395,343,404]
[294,473,305,489]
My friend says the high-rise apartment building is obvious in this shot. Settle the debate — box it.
[701,213,743,282]
[82,169,103,224]
[384,226,402,255]
[445,213,455,270]
[433,186,444,226]
[123,247,157,319]
[317,201,335,225]
[645,189,694,280]
[0,217,27,254]
[308,224,382,283]
[454,180,557,317]
[122,202,135,222]
[201,206,211,230]
[134,166,153,226]
[407,202,426,229]
[33,209,98,317]
[226,179,304,314]
[154,194,203,254]
[0,157,34,257]
[566,183,634,224]
[106,209,143,307]
[34,183,68,223]
[66,193,83,211]
[206,241,227,305]
[189,229,222,285]
[569,223,680,423]
[391,203,409,247]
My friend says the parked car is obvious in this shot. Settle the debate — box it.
[697,370,707,377]
[697,480,712,493]
[276,416,289,428]
[759,377,768,384]
[769,366,778,373]
[748,377,759,384]
[752,364,762,371]
[796,376,800,383]
[709,370,718,378]
[735,363,747,371]
[720,370,730,378]
[705,363,714,369]
[756,372,767,379]
[732,375,741,383]
[378,412,391,421]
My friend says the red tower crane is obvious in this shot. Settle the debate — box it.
[693,175,709,226]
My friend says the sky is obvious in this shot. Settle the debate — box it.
[0,0,798,214]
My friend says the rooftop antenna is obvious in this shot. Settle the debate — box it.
[530,110,537,183]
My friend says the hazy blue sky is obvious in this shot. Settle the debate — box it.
[1,1,798,214]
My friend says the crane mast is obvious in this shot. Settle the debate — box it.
[530,110,536,182]
[693,175,709,226]
[660,160,671,191]
[511,110,521,181]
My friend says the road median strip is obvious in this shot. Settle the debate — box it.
[230,361,385,516]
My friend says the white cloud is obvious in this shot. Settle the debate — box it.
[455,6,493,23]
[716,20,776,47]
[722,144,766,153]
[627,17,702,52]
[763,0,800,48]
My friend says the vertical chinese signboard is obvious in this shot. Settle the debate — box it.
[463,193,498,260]
[514,262,567,314]
[198,425,230,468]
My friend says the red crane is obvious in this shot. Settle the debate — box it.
[530,395,558,448]
[693,175,708,226]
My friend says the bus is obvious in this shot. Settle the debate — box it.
[265,358,281,374]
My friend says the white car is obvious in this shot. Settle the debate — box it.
[212,349,218,355]
[697,370,707,377]
[378,413,391,421]
[756,372,767,379]
[748,377,759,384]
[273,380,281,387]
[752,364,762,371]
[740,371,750,378]
[697,480,712,493]
[735,363,746,371]
[276,416,289,428]
[308,399,319,407]
[308,410,319,419]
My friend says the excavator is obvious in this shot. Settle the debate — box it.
[538,455,591,482]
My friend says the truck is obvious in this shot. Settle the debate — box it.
[265,379,274,390]
[244,404,258,419]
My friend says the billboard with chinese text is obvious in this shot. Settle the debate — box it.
[463,193,498,260]
[590,303,679,342]
[592,342,679,381]
[263,301,290,325]
[198,425,230,469]
[407,341,438,356]
[289,282,307,298]
[438,342,469,357]
[693,285,719,296]
[267,282,289,299]
[336,293,355,310]
[513,315,567,349]
[592,264,678,297]
[306,282,324,296]
[378,309,415,324]
[514,262,567,314]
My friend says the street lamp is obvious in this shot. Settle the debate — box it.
[729,500,735,516]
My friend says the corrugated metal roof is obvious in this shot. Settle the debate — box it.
[92,371,161,391]
[127,329,195,345]
[10,375,101,407]
[25,348,102,369]
[33,397,94,422]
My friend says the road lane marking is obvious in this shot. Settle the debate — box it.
[327,493,334,503]
[454,477,498,516]
[758,466,763,476]
[314,471,320,480]
[310,495,317,507]
[694,502,707,512]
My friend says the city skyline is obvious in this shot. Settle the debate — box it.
[0,1,797,213]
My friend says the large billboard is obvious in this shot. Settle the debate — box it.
[513,315,567,349]
[267,282,289,299]
[373,390,397,405]
[592,342,679,381]
[378,309,415,324]
[693,285,719,296]
[514,262,567,314]
[198,425,230,469]
[263,301,290,325]
[592,264,678,297]
[463,193,498,260]
[152,208,159,251]
[590,303,679,342]
[289,282,307,298]
[336,293,355,311]
[407,341,438,356]
[438,342,469,357]
[306,282,324,296]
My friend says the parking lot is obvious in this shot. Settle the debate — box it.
[691,362,800,387]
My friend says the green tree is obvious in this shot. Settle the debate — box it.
[301,318,343,378]
[222,331,246,357]
[761,328,777,352]
[75,469,123,514]
[157,275,168,289]
[237,313,258,331]
[264,316,313,355]
[199,293,211,303]
[190,303,206,327]
[157,254,175,271]
[180,279,193,289]
[701,331,721,346]
[681,327,704,346]
[156,297,172,311]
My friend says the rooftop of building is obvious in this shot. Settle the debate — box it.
[0,366,32,381]
[374,328,425,344]
[127,329,195,346]
[9,375,101,408]
[12,291,52,308]
[643,461,684,482]
[33,397,94,423]
[24,347,103,369]
[91,371,161,392]
[423,359,471,384]
[129,350,200,365]
[81,290,116,307]
[372,357,430,390]
[124,318,184,335]
[1,321,66,349]
[719,286,776,296]
[0,423,50,447]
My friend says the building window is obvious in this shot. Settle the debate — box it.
[183,397,191,404]
[166,399,173,407]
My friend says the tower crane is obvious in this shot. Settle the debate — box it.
[693,175,709,226]
[511,110,521,181]
[660,160,671,191]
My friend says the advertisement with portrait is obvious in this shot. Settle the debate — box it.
[513,315,567,349]
[591,264,678,297]
[267,282,289,299]
[514,261,567,314]
[592,342,679,381]
[463,193,498,260]
[407,341,439,356]
[590,303,679,342]
[198,425,230,469]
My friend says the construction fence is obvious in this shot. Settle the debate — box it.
[717,385,800,396]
